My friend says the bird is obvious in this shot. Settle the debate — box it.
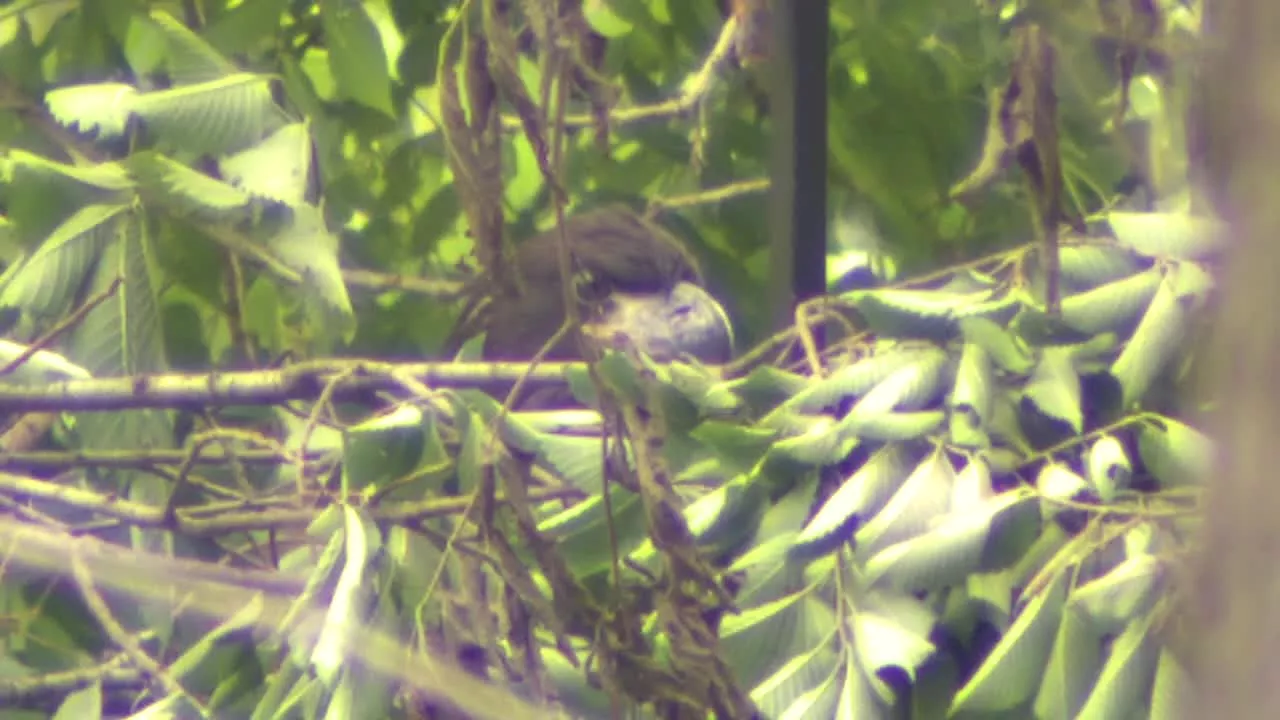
[449,206,734,375]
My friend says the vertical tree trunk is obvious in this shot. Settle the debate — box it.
[1191,0,1280,716]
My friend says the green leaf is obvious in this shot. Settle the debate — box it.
[1058,268,1162,335]
[320,0,396,117]
[310,506,381,684]
[125,152,274,223]
[773,346,939,417]
[150,10,240,83]
[844,409,944,442]
[1075,611,1160,719]
[845,347,949,417]
[1105,210,1226,261]
[1033,607,1102,720]
[131,73,288,155]
[1086,435,1131,502]
[1149,651,1192,720]
[1136,417,1210,488]
[1109,274,1188,407]
[959,316,1034,375]
[0,203,126,323]
[846,288,994,340]
[218,122,314,205]
[773,415,857,466]
[949,568,1072,714]
[863,487,1039,591]
[855,449,955,556]
[342,405,428,490]
[950,341,995,440]
[583,0,636,38]
[540,486,648,577]
[1071,553,1164,631]
[776,658,843,720]
[1058,243,1143,290]
[1022,349,1083,433]
[750,641,841,718]
[791,443,911,560]
[852,600,936,684]
[45,83,137,139]
[268,204,356,340]
[52,682,102,720]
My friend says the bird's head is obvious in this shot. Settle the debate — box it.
[475,207,734,366]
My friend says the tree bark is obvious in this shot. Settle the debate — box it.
[1191,0,1280,716]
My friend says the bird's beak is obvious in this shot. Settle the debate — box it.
[584,281,734,363]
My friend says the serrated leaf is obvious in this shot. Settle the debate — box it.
[845,410,945,442]
[1058,242,1143,290]
[132,74,288,155]
[773,346,936,417]
[1023,349,1083,432]
[855,449,955,556]
[773,414,856,465]
[1106,211,1226,260]
[949,568,1071,714]
[1110,274,1188,407]
[864,487,1039,591]
[1087,435,1131,502]
[69,215,174,559]
[218,122,314,205]
[0,203,126,322]
[845,348,949,418]
[1137,417,1211,488]
[45,83,137,138]
[125,152,272,222]
[151,10,240,83]
[847,288,994,340]
[1059,268,1163,335]
[791,444,911,560]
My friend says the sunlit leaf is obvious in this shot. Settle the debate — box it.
[1086,435,1131,502]
[1110,274,1189,407]
[1137,417,1211,488]
[949,569,1072,714]
[1075,611,1161,719]
[1023,349,1083,433]
[1106,210,1226,261]
[791,444,912,560]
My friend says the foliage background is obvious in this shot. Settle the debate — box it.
[0,0,1207,718]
